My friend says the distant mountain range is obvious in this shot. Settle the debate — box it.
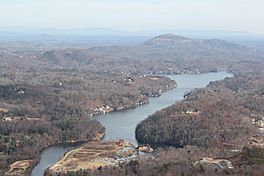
[0,27,264,49]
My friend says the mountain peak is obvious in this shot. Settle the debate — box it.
[144,33,189,46]
[155,33,187,40]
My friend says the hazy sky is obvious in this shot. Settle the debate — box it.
[0,0,263,34]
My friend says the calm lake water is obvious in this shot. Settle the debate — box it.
[31,71,232,176]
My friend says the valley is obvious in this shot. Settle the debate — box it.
[0,34,264,176]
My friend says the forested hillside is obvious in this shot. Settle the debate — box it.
[136,69,264,148]
[0,69,175,174]
[1,34,263,74]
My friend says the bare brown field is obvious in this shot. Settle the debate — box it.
[5,160,33,176]
[47,140,137,174]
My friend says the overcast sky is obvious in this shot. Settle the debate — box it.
[0,0,263,34]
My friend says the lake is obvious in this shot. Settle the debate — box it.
[31,71,232,176]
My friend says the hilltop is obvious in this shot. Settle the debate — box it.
[32,34,263,74]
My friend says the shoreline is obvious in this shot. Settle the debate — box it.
[29,77,177,176]
[90,82,177,117]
